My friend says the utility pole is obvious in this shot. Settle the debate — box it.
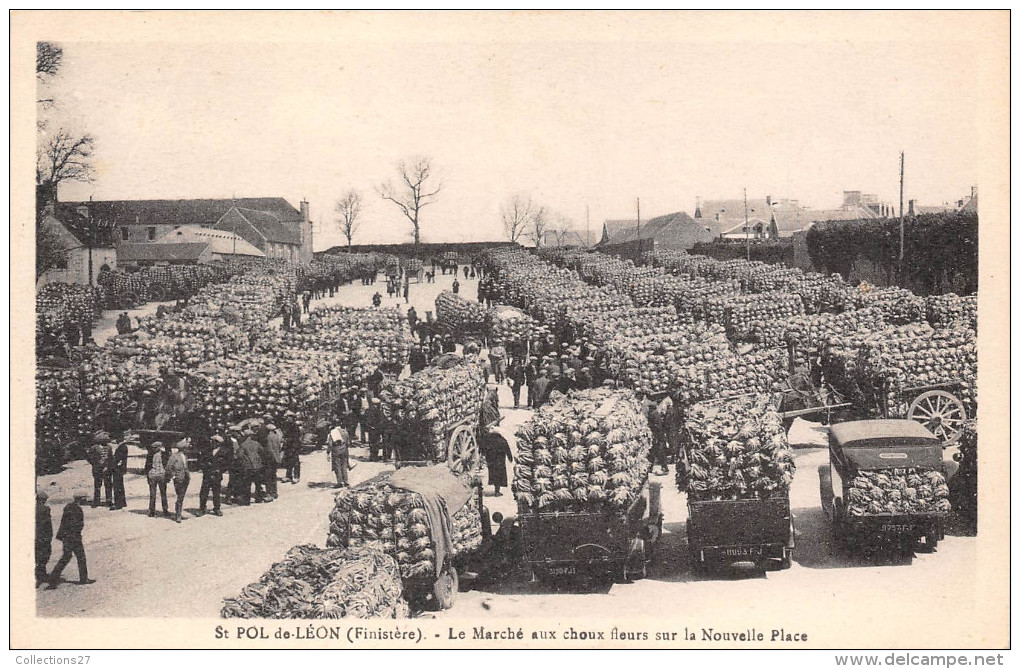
[743,188,750,261]
[586,205,590,248]
[87,195,94,285]
[899,151,905,273]
[636,197,641,240]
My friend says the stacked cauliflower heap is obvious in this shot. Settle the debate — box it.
[513,389,652,512]
[435,290,490,334]
[221,544,409,619]
[677,394,795,501]
[846,469,951,516]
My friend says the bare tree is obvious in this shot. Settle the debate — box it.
[528,206,549,247]
[335,188,363,247]
[37,42,63,79]
[551,214,578,246]
[377,156,441,245]
[500,193,533,244]
[36,129,96,188]
[36,221,66,280]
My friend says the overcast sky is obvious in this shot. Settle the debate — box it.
[40,16,990,250]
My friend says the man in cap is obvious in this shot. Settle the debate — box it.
[198,436,225,516]
[46,491,95,589]
[577,366,594,391]
[356,389,371,445]
[507,358,526,408]
[281,417,302,484]
[225,425,242,503]
[110,435,129,510]
[327,423,351,488]
[167,438,191,523]
[145,441,170,518]
[559,368,578,395]
[237,427,263,505]
[363,397,384,461]
[263,421,284,500]
[87,431,113,509]
[36,491,52,586]
[530,369,551,409]
[523,356,538,405]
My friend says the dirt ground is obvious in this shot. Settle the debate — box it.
[35,268,978,633]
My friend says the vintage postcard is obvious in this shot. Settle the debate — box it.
[10,10,1010,653]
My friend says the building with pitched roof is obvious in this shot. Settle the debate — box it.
[58,196,314,264]
[37,201,117,286]
[599,211,720,250]
[157,225,265,259]
[117,242,215,267]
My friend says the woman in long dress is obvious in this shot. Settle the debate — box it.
[482,431,513,497]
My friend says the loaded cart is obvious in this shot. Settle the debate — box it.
[327,466,485,611]
[520,480,663,582]
[512,389,664,583]
[677,394,796,575]
[687,497,793,574]
[819,419,954,554]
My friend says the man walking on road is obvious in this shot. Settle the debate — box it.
[167,439,191,523]
[146,442,170,518]
[110,437,128,510]
[87,432,112,509]
[507,358,525,408]
[46,491,95,589]
[199,436,225,516]
[530,369,551,409]
[36,491,52,586]
[237,428,263,505]
[327,425,351,488]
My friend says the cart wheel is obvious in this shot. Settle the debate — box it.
[432,565,458,611]
[120,292,137,310]
[908,390,966,444]
[448,425,478,475]
[148,285,166,301]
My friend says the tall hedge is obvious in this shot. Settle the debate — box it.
[806,212,977,295]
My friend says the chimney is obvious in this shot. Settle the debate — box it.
[766,195,772,206]
[300,200,310,222]
[694,196,702,219]
[908,200,915,216]
[971,186,977,199]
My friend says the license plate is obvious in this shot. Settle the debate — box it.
[880,523,915,533]
[715,546,763,558]
[547,566,577,576]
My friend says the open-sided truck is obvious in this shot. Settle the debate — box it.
[519,480,663,583]
[819,419,953,554]
[686,496,794,575]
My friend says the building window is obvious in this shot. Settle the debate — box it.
[147,227,156,241]
[120,227,129,241]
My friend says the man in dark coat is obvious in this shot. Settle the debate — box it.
[237,429,263,505]
[408,345,428,374]
[110,437,129,510]
[482,431,513,496]
[36,491,52,586]
[367,368,385,398]
[372,291,382,307]
[86,432,112,509]
[407,306,418,332]
[198,436,225,516]
[364,397,385,461]
[452,278,460,294]
[558,368,579,395]
[530,369,551,409]
[523,356,538,403]
[443,335,457,354]
[261,422,284,502]
[46,491,95,589]
[577,366,594,391]
[281,421,302,484]
[507,359,526,408]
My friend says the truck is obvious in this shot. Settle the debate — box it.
[686,496,794,574]
[518,480,663,583]
[819,419,954,554]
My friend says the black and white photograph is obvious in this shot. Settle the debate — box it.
[11,10,1009,656]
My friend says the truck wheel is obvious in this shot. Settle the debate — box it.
[432,566,458,611]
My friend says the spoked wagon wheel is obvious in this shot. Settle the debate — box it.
[447,425,478,475]
[120,292,138,310]
[908,390,966,444]
[148,285,166,301]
